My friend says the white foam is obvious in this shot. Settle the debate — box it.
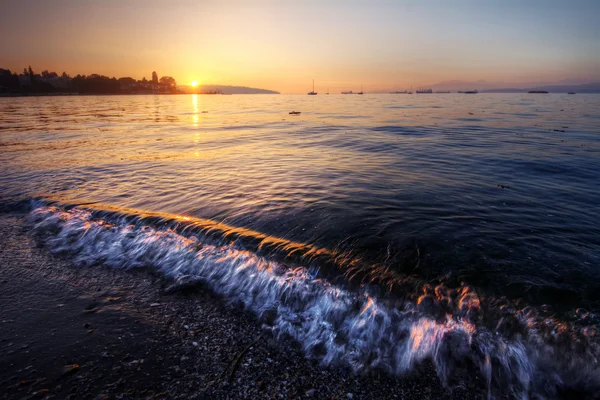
[27,204,600,399]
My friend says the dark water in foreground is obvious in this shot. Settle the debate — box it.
[1,94,600,398]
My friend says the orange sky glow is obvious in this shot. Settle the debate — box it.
[1,0,599,93]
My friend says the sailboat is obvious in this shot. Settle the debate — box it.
[357,84,364,95]
[326,88,329,95]
[308,79,317,95]
[407,85,413,94]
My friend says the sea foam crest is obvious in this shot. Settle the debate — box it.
[27,203,600,399]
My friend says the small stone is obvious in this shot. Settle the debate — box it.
[192,342,198,347]
[63,364,80,375]
[347,394,354,399]
[305,388,316,397]
[83,323,90,329]
[150,303,161,307]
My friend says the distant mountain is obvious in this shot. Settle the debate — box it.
[483,82,600,93]
[430,80,511,91]
[480,88,528,93]
[553,78,597,85]
[429,79,600,93]
[526,82,600,93]
[183,85,279,94]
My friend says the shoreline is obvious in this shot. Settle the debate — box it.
[0,92,225,97]
[0,211,485,399]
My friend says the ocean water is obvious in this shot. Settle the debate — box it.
[1,94,600,398]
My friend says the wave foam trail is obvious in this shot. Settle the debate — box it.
[27,202,600,399]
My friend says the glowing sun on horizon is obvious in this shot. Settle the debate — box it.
[191,80,198,87]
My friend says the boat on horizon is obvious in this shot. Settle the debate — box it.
[435,90,451,93]
[407,86,413,94]
[464,90,478,94]
[416,88,433,94]
[308,79,317,95]
[341,90,353,94]
[528,90,548,94]
[568,92,576,94]
[390,90,407,94]
[357,85,364,95]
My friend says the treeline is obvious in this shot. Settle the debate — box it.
[0,66,181,95]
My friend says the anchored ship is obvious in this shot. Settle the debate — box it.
[308,79,317,95]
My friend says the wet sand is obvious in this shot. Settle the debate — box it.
[0,212,485,399]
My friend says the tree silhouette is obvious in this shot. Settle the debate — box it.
[159,76,176,91]
[71,74,119,93]
[118,77,136,85]
[0,69,20,91]
[2,64,185,95]
[41,70,58,79]
[28,66,35,85]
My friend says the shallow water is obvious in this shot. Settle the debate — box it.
[2,93,600,397]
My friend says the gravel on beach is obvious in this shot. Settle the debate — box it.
[0,212,486,399]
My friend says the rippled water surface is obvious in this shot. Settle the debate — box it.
[2,94,600,397]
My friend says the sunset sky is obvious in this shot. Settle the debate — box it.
[1,0,599,93]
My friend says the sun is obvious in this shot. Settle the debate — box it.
[191,80,198,87]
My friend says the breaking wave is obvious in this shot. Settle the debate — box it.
[25,200,600,399]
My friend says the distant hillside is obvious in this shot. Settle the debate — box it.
[430,80,497,91]
[184,85,279,94]
[483,82,600,93]
[429,79,600,93]
[427,79,600,93]
[527,82,600,93]
[480,88,528,93]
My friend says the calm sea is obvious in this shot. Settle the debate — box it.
[2,93,600,397]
